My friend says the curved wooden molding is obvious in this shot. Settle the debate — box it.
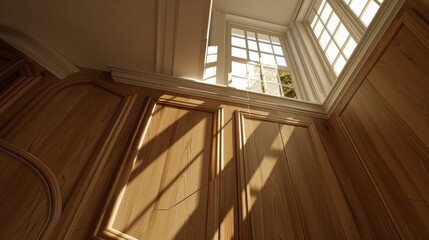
[0,139,62,240]
[0,26,79,79]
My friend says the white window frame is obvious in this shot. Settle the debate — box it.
[226,23,301,99]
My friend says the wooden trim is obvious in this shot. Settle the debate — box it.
[0,139,62,240]
[332,9,426,117]
[324,0,406,116]
[110,66,327,118]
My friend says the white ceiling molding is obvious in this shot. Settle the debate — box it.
[323,0,406,117]
[110,65,327,118]
[0,26,79,79]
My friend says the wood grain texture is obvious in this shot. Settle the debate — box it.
[237,113,357,239]
[0,140,61,240]
[333,10,429,239]
[0,74,137,239]
[99,102,217,240]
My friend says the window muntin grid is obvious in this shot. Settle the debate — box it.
[311,0,357,76]
[229,27,296,98]
[343,0,383,27]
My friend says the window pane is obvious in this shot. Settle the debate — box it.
[326,41,339,64]
[311,15,318,29]
[317,0,326,14]
[257,33,270,43]
[320,3,332,23]
[319,30,331,50]
[276,56,287,67]
[230,76,247,90]
[232,28,245,37]
[232,47,247,59]
[259,42,273,53]
[343,37,357,59]
[249,51,260,62]
[263,67,278,83]
[313,19,324,38]
[260,53,276,65]
[248,64,261,80]
[271,36,281,44]
[247,31,256,40]
[326,13,340,34]
[334,24,349,47]
[334,55,346,75]
[232,36,246,48]
[360,1,379,27]
[231,61,247,77]
[273,45,284,55]
[350,0,367,17]
[265,83,281,96]
[248,40,258,50]
[248,80,263,93]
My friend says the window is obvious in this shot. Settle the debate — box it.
[229,27,296,98]
[309,0,383,76]
[342,0,383,27]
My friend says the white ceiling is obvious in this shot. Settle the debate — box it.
[214,0,302,26]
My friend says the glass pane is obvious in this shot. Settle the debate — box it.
[273,45,284,55]
[231,47,247,59]
[350,0,367,17]
[257,33,270,43]
[231,61,247,77]
[248,79,263,93]
[271,36,281,45]
[232,36,246,48]
[248,40,258,50]
[259,42,273,53]
[320,3,332,23]
[317,0,326,14]
[326,13,340,34]
[230,76,247,90]
[206,54,217,63]
[248,64,261,80]
[247,31,256,40]
[326,41,339,64]
[360,1,379,27]
[263,67,278,83]
[313,19,324,38]
[334,24,349,47]
[265,83,281,96]
[249,51,260,62]
[203,66,216,81]
[311,15,318,29]
[232,28,245,37]
[319,30,331,50]
[260,53,276,66]
[276,56,287,67]
[334,55,346,75]
[279,70,293,86]
[343,37,357,59]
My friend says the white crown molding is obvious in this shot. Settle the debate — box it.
[0,26,79,79]
[323,0,406,117]
[110,66,327,118]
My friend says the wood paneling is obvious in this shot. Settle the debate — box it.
[330,10,429,239]
[0,140,61,240]
[0,75,137,239]
[97,101,219,239]
[236,112,357,239]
